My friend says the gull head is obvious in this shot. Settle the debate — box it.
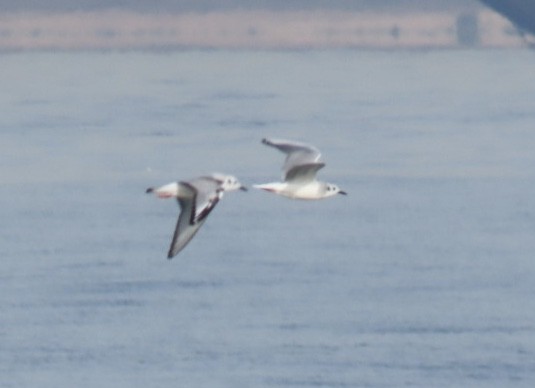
[325,183,347,197]
[212,173,248,192]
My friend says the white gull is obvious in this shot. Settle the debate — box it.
[253,138,346,200]
[146,173,246,258]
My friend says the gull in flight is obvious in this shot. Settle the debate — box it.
[254,138,347,200]
[146,173,247,258]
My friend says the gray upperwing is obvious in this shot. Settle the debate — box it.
[285,162,325,183]
[167,197,206,258]
[167,179,222,259]
[189,177,224,224]
[261,138,322,178]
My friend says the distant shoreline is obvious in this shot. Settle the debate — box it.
[0,9,525,51]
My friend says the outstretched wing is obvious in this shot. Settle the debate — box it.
[189,177,224,224]
[261,138,322,179]
[167,179,223,259]
[285,162,325,183]
[167,183,196,258]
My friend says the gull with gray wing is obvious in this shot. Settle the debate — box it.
[253,138,346,200]
[147,173,246,258]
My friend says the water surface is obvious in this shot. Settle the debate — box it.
[1,49,535,387]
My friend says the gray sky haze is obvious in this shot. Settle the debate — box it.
[1,0,526,50]
[0,0,474,13]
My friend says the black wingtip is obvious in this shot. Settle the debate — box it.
[261,138,270,145]
[338,190,348,196]
[146,187,154,194]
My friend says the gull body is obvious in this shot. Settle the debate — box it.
[254,138,346,200]
[146,173,246,258]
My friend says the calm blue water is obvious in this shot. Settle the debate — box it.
[1,49,535,387]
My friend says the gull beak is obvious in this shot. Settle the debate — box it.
[338,190,347,195]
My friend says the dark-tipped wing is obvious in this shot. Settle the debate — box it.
[188,177,223,224]
[261,138,322,178]
[168,197,203,258]
[167,179,222,259]
[285,162,325,183]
